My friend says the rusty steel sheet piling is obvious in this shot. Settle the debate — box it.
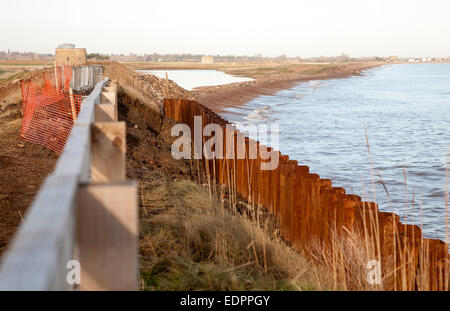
[163,98,449,290]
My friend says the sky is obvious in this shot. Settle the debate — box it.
[1,0,450,58]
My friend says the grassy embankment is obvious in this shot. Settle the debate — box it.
[0,70,25,82]
[138,179,344,290]
[0,61,52,82]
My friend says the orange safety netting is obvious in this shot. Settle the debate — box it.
[20,69,83,154]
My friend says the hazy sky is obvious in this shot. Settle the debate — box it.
[2,0,450,58]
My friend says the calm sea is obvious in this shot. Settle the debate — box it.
[222,63,450,242]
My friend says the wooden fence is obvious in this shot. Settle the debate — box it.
[164,98,449,291]
[0,79,138,290]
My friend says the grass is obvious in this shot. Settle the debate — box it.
[300,64,339,75]
[125,61,374,79]
[0,70,14,81]
[226,66,294,78]
[0,70,32,85]
[138,179,338,291]
[137,178,424,291]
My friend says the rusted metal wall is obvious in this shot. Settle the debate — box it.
[164,98,449,291]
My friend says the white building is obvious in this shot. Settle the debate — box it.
[202,56,214,64]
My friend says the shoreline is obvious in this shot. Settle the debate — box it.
[192,62,385,114]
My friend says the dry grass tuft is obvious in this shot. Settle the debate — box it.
[139,179,337,291]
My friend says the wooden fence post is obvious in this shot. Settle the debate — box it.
[94,103,116,122]
[91,122,126,183]
[101,91,118,121]
[77,181,138,291]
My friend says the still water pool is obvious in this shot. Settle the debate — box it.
[139,69,253,91]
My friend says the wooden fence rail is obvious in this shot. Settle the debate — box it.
[0,79,138,291]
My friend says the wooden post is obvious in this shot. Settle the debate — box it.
[293,165,309,248]
[270,152,281,216]
[165,72,169,95]
[54,61,59,91]
[94,103,116,122]
[308,174,320,241]
[91,122,126,183]
[101,91,117,121]
[77,181,138,291]
[69,88,77,122]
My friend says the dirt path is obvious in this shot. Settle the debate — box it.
[0,107,57,255]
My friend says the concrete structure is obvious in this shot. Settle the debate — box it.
[201,55,214,64]
[55,43,87,66]
[70,65,103,91]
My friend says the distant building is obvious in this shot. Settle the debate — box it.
[388,56,399,63]
[55,43,87,66]
[202,56,214,64]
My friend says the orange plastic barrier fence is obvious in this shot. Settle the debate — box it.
[164,98,449,291]
[20,69,82,154]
